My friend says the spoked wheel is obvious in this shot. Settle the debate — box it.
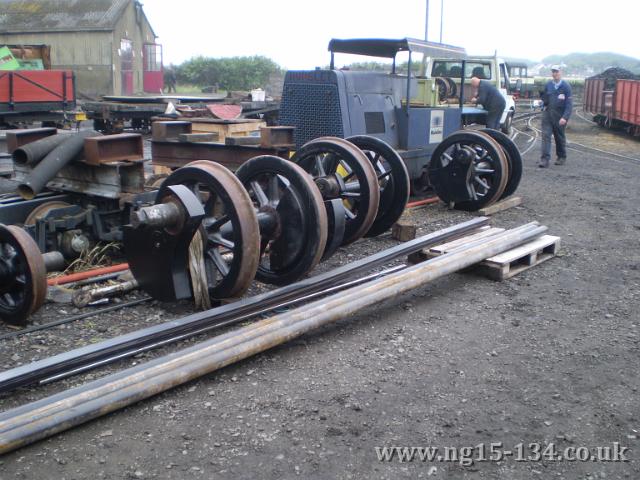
[292,137,379,245]
[158,161,260,299]
[236,155,328,285]
[0,225,47,326]
[346,135,410,237]
[428,131,509,211]
[479,129,523,199]
[24,201,72,225]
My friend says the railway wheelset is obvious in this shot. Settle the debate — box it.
[123,135,411,305]
[0,130,522,325]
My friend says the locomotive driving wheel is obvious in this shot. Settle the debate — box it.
[427,131,509,211]
[346,135,410,237]
[0,224,47,326]
[236,155,328,285]
[292,137,379,245]
[158,161,260,299]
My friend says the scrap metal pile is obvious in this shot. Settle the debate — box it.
[0,115,553,457]
[0,218,553,454]
[0,118,522,327]
[589,67,640,90]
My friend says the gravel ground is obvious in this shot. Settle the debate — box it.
[0,110,639,479]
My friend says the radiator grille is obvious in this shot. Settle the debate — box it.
[280,82,344,148]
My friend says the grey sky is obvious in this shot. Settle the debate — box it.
[142,0,638,68]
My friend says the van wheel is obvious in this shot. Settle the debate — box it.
[501,111,514,135]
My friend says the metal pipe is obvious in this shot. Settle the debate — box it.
[72,279,139,308]
[439,0,444,43]
[17,130,101,200]
[12,134,71,166]
[425,0,430,41]
[0,217,489,394]
[41,265,408,385]
[0,223,547,453]
[3,226,542,426]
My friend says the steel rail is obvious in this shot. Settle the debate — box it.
[0,223,547,454]
[39,264,408,386]
[0,298,151,342]
[0,217,490,394]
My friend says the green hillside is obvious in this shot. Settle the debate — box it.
[542,52,640,76]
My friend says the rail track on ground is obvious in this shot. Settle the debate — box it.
[512,108,640,165]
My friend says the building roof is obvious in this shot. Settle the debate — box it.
[0,0,141,34]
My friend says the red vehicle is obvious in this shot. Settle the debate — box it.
[584,76,640,136]
[0,70,77,126]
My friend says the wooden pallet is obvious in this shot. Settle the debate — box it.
[479,235,561,281]
[427,230,561,281]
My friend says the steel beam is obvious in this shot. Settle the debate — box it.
[0,217,489,394]
[0,222,546,454]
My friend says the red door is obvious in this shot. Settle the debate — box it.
[120,39,134,95]
[143,43,164,93]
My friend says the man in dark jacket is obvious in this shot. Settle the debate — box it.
[539,65,573,167]
[471,76,506,130]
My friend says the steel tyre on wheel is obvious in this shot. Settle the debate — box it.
[158,161,260,299]
[0,225,47,326]
[292,137,379,245]
[236,155,328,285]
[346,135,410,237]
[479,128,523,199]
[428,131,509,211]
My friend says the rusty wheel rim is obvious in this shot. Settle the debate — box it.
[0,225,47,326]
[159,161,260,299]
[292,137,379,245]
[24,201,72,226]
[237,155,328,285]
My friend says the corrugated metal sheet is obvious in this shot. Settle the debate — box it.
[0,0,129,33]
[614,79,640,128]
[584,78,607,116]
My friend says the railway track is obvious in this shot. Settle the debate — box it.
[511,111,540,155]
[511,109,640,165]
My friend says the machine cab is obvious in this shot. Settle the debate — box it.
[426,55,516,133]
[280,38,466,152]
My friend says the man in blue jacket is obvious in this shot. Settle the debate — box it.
[539,65,573,168]
[471,76,506,130]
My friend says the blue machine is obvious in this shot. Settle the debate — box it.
[280,38,467,190]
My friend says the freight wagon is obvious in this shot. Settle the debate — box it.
[584,76,640,136]
[0,70,82,127]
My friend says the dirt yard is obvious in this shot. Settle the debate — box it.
[0,110,639,479]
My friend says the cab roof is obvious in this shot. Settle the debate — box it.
[328,38,466,60]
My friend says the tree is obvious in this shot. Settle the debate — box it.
[175,55,282,91]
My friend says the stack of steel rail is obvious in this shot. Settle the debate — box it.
[0,217,488,393]
[0,219,547,454]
